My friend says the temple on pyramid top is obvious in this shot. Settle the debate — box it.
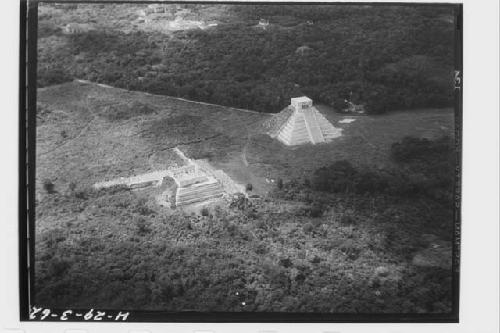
[268,96,342,146]
[291,96,313,111]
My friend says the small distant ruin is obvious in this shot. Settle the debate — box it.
[343,100,366,114]
[62,23,91,34]
[339,118,357,124]
[167,17,205,31]
[269,97,342,146]
[145,4,169,14]
[295,45,312,56]
[257,18,269,28]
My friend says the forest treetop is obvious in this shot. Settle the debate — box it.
[38,3,457,114]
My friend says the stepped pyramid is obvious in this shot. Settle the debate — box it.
[175,178,224,206]
[274,97,342,146]
[170,164,224,206]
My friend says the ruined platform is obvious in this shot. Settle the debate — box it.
[93,147,233,207]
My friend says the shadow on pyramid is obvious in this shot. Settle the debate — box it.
[267,96,342,146]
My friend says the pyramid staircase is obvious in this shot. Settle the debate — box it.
[303,109,325,144]
[175,177,224,206]
[315,111,342,140]
[276,107,341,146]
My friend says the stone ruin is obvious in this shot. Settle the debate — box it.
[169,164,224,206]
[274,97,342,146]
[93,149,226,208]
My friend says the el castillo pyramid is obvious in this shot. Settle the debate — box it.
[267,96,342,146]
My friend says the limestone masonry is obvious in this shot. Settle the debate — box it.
[94,148,227,207]
[275,97,342,146]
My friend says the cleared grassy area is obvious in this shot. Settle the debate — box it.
[37,81,454,197]
[244,105,454,184]
[36,81,269,197]
[183,105,454,195]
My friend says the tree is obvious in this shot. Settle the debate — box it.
[43,179,55,194]
[68,181,77,193]
[200,207,210,216]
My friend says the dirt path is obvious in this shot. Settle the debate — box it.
[240,117,267,167]
[241,132,250,167]
[172,147,192,164]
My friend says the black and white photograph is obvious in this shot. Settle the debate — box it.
[26,0,463,321]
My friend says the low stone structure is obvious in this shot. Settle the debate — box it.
[196,159,246,195]
[93,148,227,207]
[344,100,366,113]
[62,23,91,34]
[295,45,312,56]
[258,19,269,27]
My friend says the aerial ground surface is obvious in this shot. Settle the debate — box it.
[34,1,458,314]
[35,81,455,313]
